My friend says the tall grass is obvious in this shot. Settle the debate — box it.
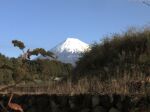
[0,72,149,95]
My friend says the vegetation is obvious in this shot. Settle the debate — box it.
[0,40,72,85]
[75,28,150,80]
[0,28,149,95]
[0,72,149,95]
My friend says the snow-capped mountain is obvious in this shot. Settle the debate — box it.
[39,38,89,65]
[51,38,89,65]
[51,38,89,53]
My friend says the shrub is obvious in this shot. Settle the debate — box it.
[75,28,150,79]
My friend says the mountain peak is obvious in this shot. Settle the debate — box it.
[39,38,89,66]
[52,37,89,53]
[65,37,80,42]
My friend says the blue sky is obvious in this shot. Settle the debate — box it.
[0,0,150,57]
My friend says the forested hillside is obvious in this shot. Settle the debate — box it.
[75,28,150,79]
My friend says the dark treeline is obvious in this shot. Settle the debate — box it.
[0,54,72,84]
[0,40,73,85]
[75,28,150,80]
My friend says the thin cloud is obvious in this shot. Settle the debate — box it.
[142,1,150,6]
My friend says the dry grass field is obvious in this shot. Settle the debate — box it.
[0,72,149,96]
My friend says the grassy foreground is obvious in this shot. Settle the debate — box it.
[0,72,149,96]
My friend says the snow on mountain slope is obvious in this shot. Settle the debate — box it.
[51,38,89,65]
[38,38,89,66]
[51,38,89,53]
